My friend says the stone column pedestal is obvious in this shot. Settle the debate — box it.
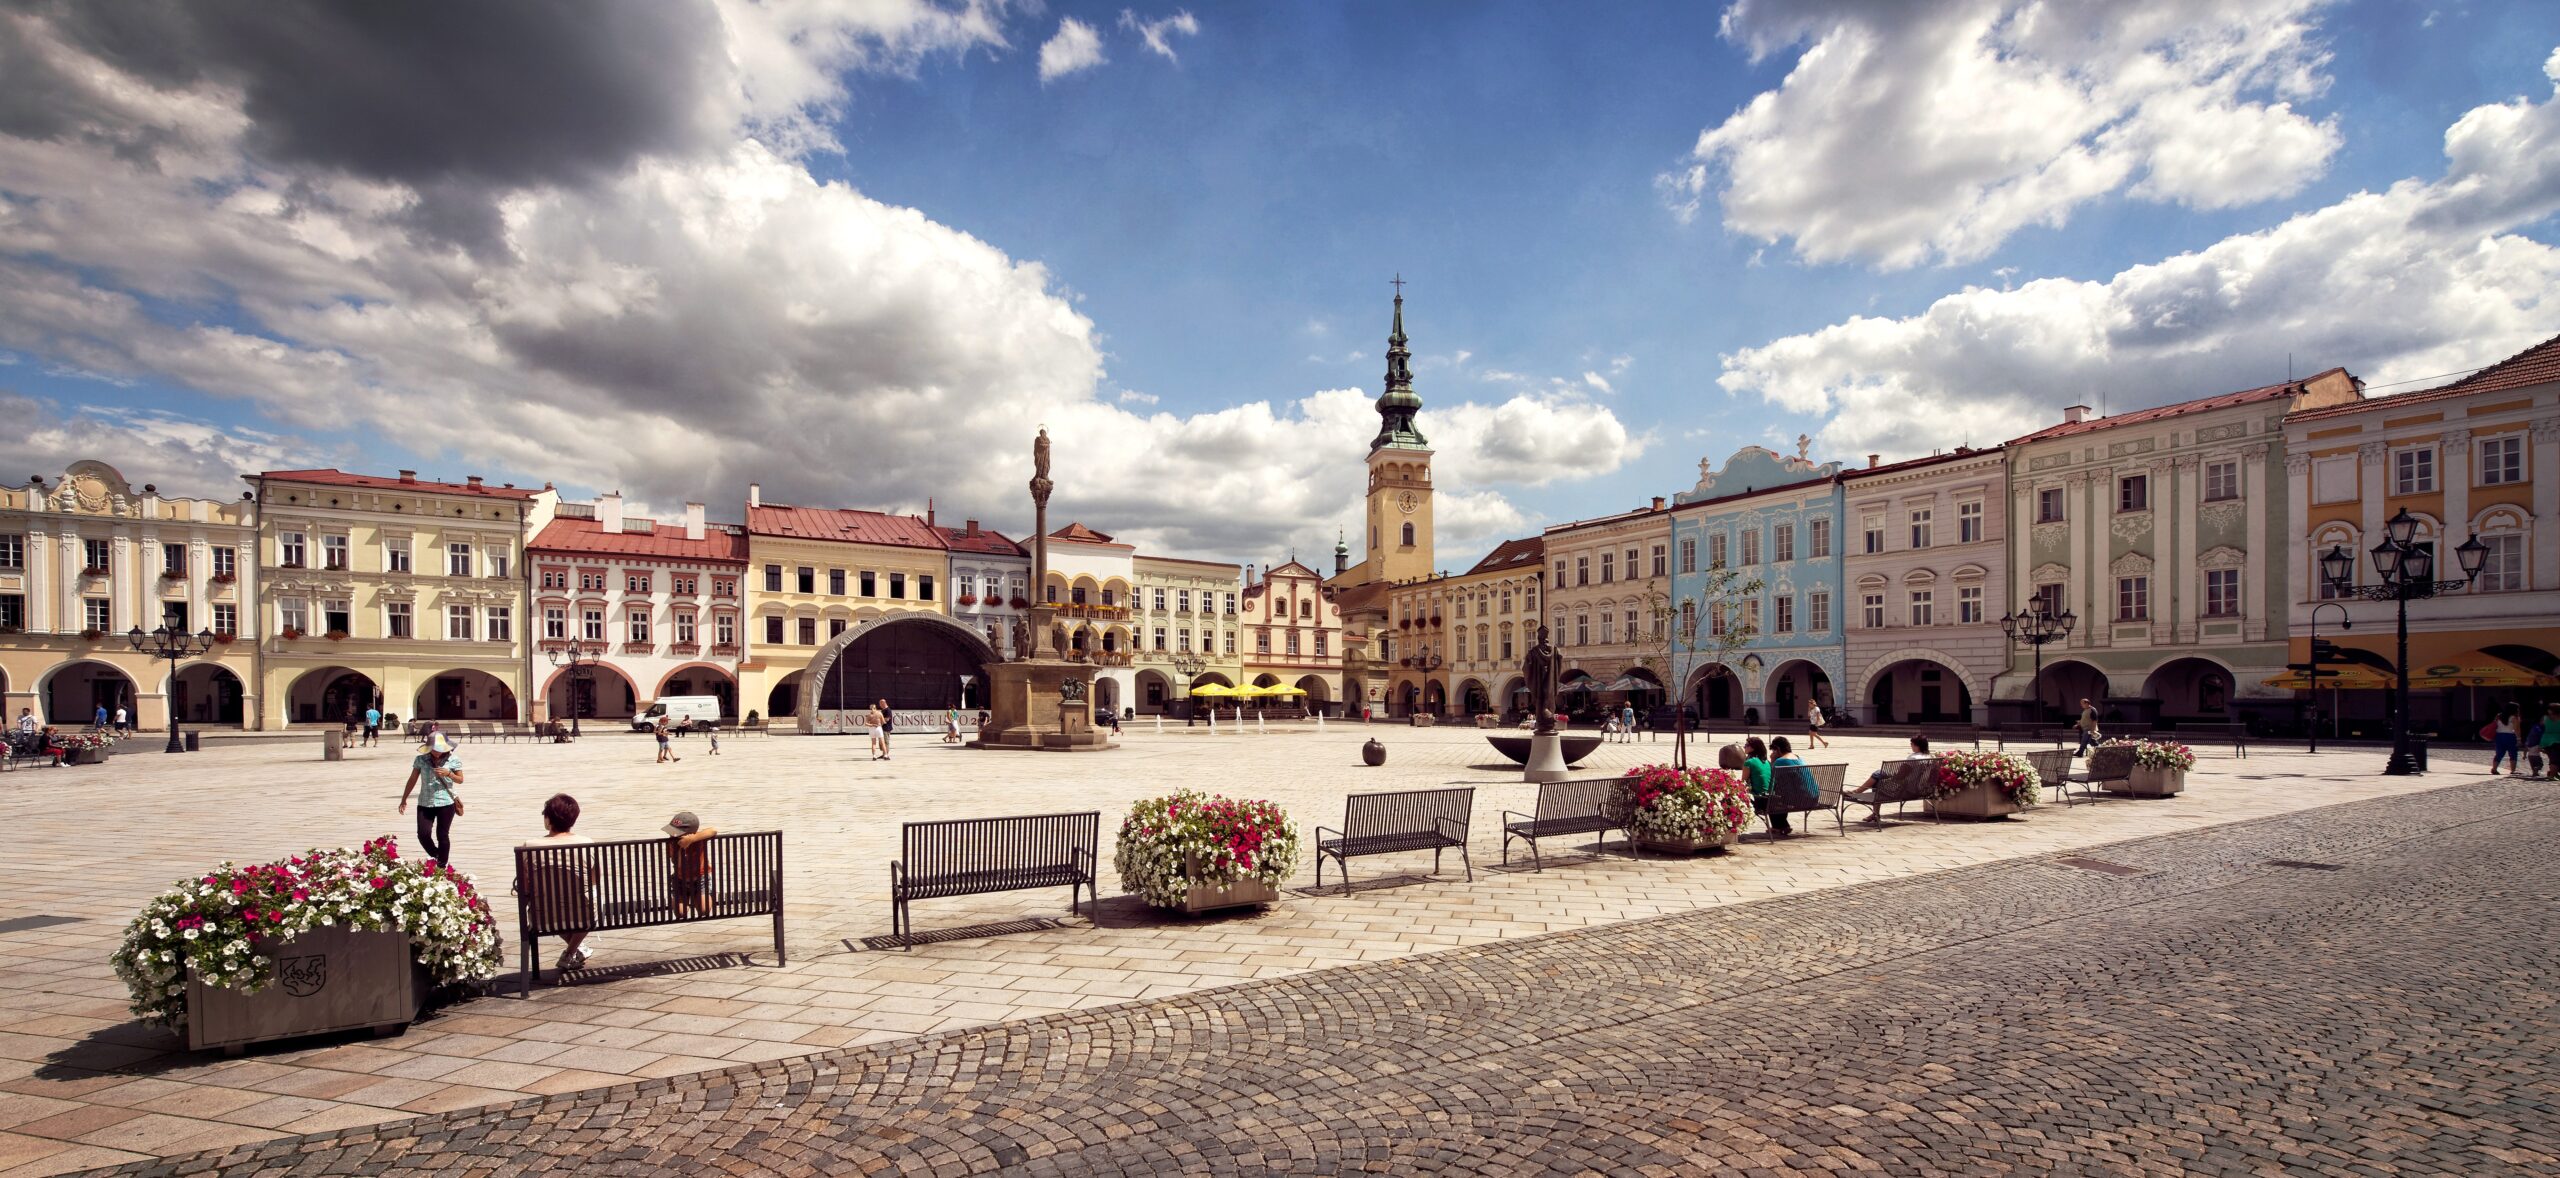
[971,658,1117,752]
[1522,731,1569,782]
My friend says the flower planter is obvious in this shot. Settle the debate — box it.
[2118,765,2186,797]
[184,926,429,1053]
[1634,828,1738,855]
[1931,782,2023,820]
[64,747,110,765]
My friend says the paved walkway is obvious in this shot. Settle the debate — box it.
[0,727,2507,1174]
[91,774,2560,1175]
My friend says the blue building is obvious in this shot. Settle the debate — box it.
[1667,445,1846,725]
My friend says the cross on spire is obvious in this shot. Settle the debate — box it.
[1390,274,1405,297]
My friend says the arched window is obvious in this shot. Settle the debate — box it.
[1401,522,1415,547]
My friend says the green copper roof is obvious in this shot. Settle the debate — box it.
[1372,291,1428,451]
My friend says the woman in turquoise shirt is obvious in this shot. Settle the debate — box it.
[1766,736,1806,839]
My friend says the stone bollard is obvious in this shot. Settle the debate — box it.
[323,729,345,761]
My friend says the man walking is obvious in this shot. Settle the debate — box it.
[112,703,128,734]
[92,702,108,730]
[363,703,382,747]
[2075,698,2101,754]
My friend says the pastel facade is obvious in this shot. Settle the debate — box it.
[939,519,1030,669]
[0,461,260,730]
[1544,501,1674,712]
[250,469,553,729]
[1131,554,1244,714]
[1374,538,1543,718]
[1669,447,1847,724]
[1842,447,2009,724]
[527,493,747,723]
[1238,559,1344,709]
[740,491,950,723]
[1041,523,1138,715]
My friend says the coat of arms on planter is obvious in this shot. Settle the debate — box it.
[280,954,327,997]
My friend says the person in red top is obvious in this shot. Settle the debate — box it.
[663,810,719,917]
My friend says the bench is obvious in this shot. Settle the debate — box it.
[513,831,785,995]
[1899,724,1986,749]
[1756,762,1848,839]
[2069,744,2137,796]
[1316,787,1474,894]
[1501,779,1623,870]
[2022,749,2081,806]
[889,812,1097,948]
[2160,722,2248,757]
[2,731,58,769]
[1844,759,1941,824]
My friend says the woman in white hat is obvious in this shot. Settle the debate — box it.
[397,733,466,867]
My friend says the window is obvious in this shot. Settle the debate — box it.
[1224,630,1236,654]
[798,617,817,645]
[2116,576,2150,621]
[2205,460,2240,502]
[1774,595,1795,634]
[213,546,236,578]
[1651,545,1667,577]
[764,615,784,644]
[487,606,511,643]
[2203,569,2241,617]
[1574,613,1589,646]
[0,535,19,569]
[488,552,509,580]
[279,597,309,635]
[674,574,696,595]
[1743,598,1760,632]
[1553,560,1567,589]
[582,608,605,641]
[1151,626,1166,651]
[163,542,186,574]
[1861,594,1884,629]
[1709,533,1729,568]
[322,599,350,634]
[1256,630,1271,653]
[919,575,935,601]
[889,572,906,599]
[2392,447,2435,495]
[764,564,782,592]
[278,532,305,568]
[385,540,411,574]
[1400,521,1415,546]
[579,571,603,592]
[675,613,696,645]
[1861,517,1882,555]
[544,607,566,639]
[1680,600,1696,636]
[541,569,565,591]
[1599,612,1614,644]
[1624,548,1639,580]
[2480,436,2525,486]
[1599,552,1613,583]
[1500,626,1515,661]
[1224,592,1237,614]
[1575,556,1589,586]
[212,603,236,635]
[626,607,650,643]
[2038,487,2065,523]
[1958,501,1983,544]
[1625,608,1639,643]
[796,566,815,594]
[1809,517,1832,559]
[162,601,187,632]
[2034,583,2066,616]
[1286,629,1301,655]
[829,568,845,595]
[322,534,350,570]
[1809,589,1831,633]
[627,572,650,594]
[1709,604,1727,636]
[2476,534,2525,592]
[1958,585,1983,624]
[829,617,845,639]
[1774,524,1795,563]
[1908,509,1932,550]
[2118,475,2148,513]
[85,597,110,632]
[716,615,735,645]
[1317,632,1329,656]
[445,542,470,577]
[861,570,877,597]
[1678,538,1696,574]
[1908,590,1933,627]
[1740,529,1761,565]
[448,605,476,640]
[387,602,412,639]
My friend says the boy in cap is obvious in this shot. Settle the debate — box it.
[663,811,719,917]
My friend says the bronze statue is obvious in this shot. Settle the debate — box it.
[1030,428,1053,508]
[1010,615,1031,661]
[1522,624,1559,735]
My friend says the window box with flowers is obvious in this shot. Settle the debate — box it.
[57,729,118,764]
[279,627,304,641]
[112,837,502,1053]
[81,565,111,577]
[159,569,186,583]
[78,627,105,642]
[212,631,237,644]
[2101,738,2193,796]
[1927,750,2042,819]
[956,593,978,607]
[210,572,237,586]
[1116,792,1300,914]
[1604,764,1753,854]
[325,629,350,641]
[1008,595,1029,609]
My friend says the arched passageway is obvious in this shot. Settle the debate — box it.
[173,663,245,725]
[417,669,518,722]
[44,661,134,727]
[1867,658,1970,724]
[286,666,377,726]
[546,664,638,724]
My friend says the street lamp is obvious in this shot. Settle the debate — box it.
[547,639,605,738]
[2323,510,2487,775]
[1402,649,1444,718]
[2299,597,2352,753]
[1171,651,1206,725]
[1999,601,2077,727]
[128,624,216,753]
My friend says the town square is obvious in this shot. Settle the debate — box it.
[4,1,2560,1175]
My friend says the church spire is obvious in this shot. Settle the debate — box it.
[1372,276,1427,452]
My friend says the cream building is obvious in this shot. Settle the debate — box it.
[1544,499,1674,715]
[740,487,951,725]
[1131,554,1243,716]
[1239,559,1344,712]
[1374,538,1543,718]
[250,469,555,729]
[1040,523,1137,716]
[1842,447,2009,724]
[0,461,260,731]
[528,493,747,725]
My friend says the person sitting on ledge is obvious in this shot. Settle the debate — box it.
[1845,734,1933,806]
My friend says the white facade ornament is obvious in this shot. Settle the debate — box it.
[2032,521,2067,548]
[2109,511,2154,541]
[2197,545,2247,571]
[2109,550,2155,577]
[2199,502,2245,531]
[2285,452,2312,475]
[2029,562,2071,585]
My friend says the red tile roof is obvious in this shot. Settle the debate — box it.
[1047,522,1133,550]
[1466,536,1545,575]
[2009,369,2347,443]
[746,503,944,549]
[2290,331,2560,422]
[1841,445,2004,481]
[935,523,1026,557]
[531,518,747,563]
[258,469,541,499]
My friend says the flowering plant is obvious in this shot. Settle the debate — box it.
[2103,738,2195,772]
[56,730,118,752]
[279,626,304,640]
[79,628,105,641]
[956,593,978,607]
[1115,791,1301,909]
[1609,763,1753,840]
[110,836,502,1029]
[1932,750,2041,806]
[1008,594,1029,609]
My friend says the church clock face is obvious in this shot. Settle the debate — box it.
[1397,490,1419,514]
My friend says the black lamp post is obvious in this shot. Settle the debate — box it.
[2321,510,2488,775]
[2300,600,2353,754]
[1170,651,1207,725]
[547,639,605,738]
[1999,602,2077,727]
[1402,649,1444,717]
[129,624,216,753]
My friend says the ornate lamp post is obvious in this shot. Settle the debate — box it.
[2320,510,2487,775]
[128,624,216,753]
[1999,602,2077,726]
[547,638,605,738]
[1170,651,1207,725]
[2300,597,2353,754]
[1402,649,1444,717]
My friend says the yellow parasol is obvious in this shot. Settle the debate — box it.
[1187,683,1239,698]
[2261,664,2395,691]
[1261,684,1308,697]
[2410,654,2560,690]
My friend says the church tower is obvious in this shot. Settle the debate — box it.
[1361,284,1434,584]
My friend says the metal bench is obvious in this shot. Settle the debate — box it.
[2023,748,2082,806]
[512,831,785,995]
[2069,744,2137,795]
[1844,759,1941,824]
[1315,787,1474,894]
[2162,722,2248,757]
[1501,779,1622,871]
[3,731,58,769]
[1757,762,1848,839]
[889,812,1097,949]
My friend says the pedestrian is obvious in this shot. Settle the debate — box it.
[944,707,961,745]
[397,735,464,868]
[15,707,34,737]
[865,701,886,761]
[707,728,721,756]
[114,703,129,734]
[2075,698,2101,755]
[363,703,382,747]
[1806,701,1829,749]
[1620,702,1637,742]
[662,811,719,918]
[92,702,107,730]
[875,699,894,761]
[516,793,597,975]
[653,715,680,763]
[2488,704,2521,775]
[2539,704,2560,779]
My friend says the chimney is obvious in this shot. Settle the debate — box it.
[466,475,484,488]
[2063,404,2091,424]
[683,502,705,541]
[926,497,936,528]
[747,482,761,508]
[397,470,417,483]
[965,519,980,536]
[597,491,624,533]
[1867,454,1879,468]
[1651,496,1665,511]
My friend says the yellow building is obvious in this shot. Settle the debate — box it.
[1130,554,1243,715]
[250,469,555,729]
[740,489,952,725]
[0,460,260,732]
[1373,537,1544,718]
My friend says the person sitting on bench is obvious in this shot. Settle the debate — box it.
[1846,734,1934,804]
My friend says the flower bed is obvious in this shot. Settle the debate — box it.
[56,730,118,753]
[111,836,502,1031]
[2104,738,2196,772]
[1931,750,2042,808]
[1608,763,1753,848]
[1116,791,1300,912]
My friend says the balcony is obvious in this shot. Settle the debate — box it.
[620,641,656,655]
[708,643,741,657]
[669,642,701,656]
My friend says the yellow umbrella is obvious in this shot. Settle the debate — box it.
[2411,655,2560,690]
[2261,664,2395,691]
[1262,685,1308,697]
[1188,683,1238,697]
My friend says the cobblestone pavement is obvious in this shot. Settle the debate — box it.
[0,728,2513,1174]
[81,775,2560,1176]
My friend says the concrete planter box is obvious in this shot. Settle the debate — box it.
[1633,828,1738,855]
[1931,782,2023,820]
[64,747,110,765]
[1409,714,1436,727]
[185,926,428,1054]
[1175,876,1281,914]
[2118,765,2186,797]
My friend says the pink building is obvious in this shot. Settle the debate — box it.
[529,494,747,724]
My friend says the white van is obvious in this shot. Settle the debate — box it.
[632,696,724,733]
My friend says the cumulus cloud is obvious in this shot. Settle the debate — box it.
[1718,47,2560,461]
[0,1,1641,566]
[1667,0,2342,268]
[1039,18,1107,81]
[0,393,337,494]
[1119,9,1201,62]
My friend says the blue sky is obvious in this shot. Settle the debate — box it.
[2,0,2557,566]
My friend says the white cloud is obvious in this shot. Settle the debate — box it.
[1718,47,2560,462]
[1115,389,1159,405]
[1118,9,1201,62]
[1581,371,1613,394]
[1669,0,2342,268]
[0,394,337,494]
[1039,18,1108,81]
